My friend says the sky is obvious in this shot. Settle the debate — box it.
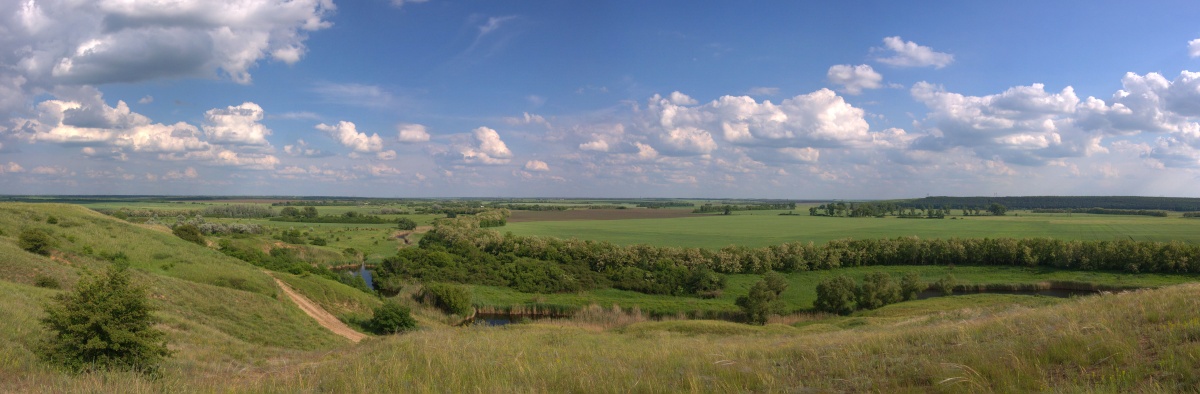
[3,1,1200,199]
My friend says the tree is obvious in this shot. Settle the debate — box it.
[814,275,857,315]
[397,217,418,230]
[279,206,300,217]
[301,206,319,218]
[172,224,205,245]
[988,203,1008,216]
[19,228,55,256]
[856,272,902,310]
[416,283,472,316]
[900,272,925,301]
[38,264,170,374]
[736,273,788,325]
[932,274,957,296]
[369,301,417,334]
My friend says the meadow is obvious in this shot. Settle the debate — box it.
[502,209,1200,248]
[4,198,1200,392]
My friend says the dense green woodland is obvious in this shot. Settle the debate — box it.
[375,209,1200,304]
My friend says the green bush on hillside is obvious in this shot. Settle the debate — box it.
[38,264,170,375]
[856,272,902,310]
[735,271,788,325]
[19,228,55,256]
[417,283,473,316]
[814,275,858,315]
[172,224,205,246]
[369,301,417,334]
[932,274,957,296]
[900,271,925,301]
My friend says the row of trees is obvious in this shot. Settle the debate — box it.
[693,202,796,214]
[1030,208,1169,217]
[809,202,1006,217]
[899,196,1200,212]
[422,213,1200,276]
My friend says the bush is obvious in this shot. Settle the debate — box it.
[38,265,170,374]
[416,283,473,316]
[856,272,901,310]
[34,275,61,289]
[172,224,205,246]
[814,275,858,315]
[19,228,55,256]
[932,274,957,296]
[735,271,788,325]
[397,217,418,230]
[900,272,925,301]
[369,301,417,334]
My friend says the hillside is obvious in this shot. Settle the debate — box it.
[0,203,359,391]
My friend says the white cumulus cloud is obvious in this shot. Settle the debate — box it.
[317,121,384,153]
[202,102,272,146]
[397,123,431,143]
[524,160,550,172]
[827,64,883,95]
[874,36,954,68]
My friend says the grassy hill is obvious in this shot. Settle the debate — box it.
[0,203,358,391]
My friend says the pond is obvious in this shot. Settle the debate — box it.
[335,264,375,290]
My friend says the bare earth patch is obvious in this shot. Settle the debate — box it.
[271,275,366,343]
[508,209,697,222]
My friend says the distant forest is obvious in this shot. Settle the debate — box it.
[895,196,1200,212]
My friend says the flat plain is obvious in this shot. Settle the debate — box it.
[502,208,1200,248]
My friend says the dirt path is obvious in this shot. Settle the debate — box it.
[271,276,367,343]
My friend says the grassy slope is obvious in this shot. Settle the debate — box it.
[0,203,352,391]
[502,210,1200,248]
[240,283,1200,392]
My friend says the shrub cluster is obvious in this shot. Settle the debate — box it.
[416,283,473,316]
[19,228,55,256]
[369,301,417,334]
[736,272,788,324]
[38,265,170,374]
[814,272,931,315]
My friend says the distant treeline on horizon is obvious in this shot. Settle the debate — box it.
[894,196,1200,212]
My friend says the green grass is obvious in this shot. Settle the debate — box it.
[275,272,382,327]
[502,210,1200,248]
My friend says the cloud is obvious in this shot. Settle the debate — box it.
[874,36,954,68]
[1,0,333,89]
[138,95,153,104]
[30,166,72,176]
[524,160,550,172]
[479,16,517,37]
[163,167,199,180]
[390,0,430,8]
[0,162,24,174]
[14,87,210,153]
[272,111,321,120]
[202,102,272,146]
[447,126,513,165]
[311,82,398,108]
[504,112,550,128]
[747,87,780,96]
[283,139,331,157]
[1191,39,1200,58]
[827,64,883,95]
[397,123,431,143]
[645,89,872,152]
[316,121,385,153]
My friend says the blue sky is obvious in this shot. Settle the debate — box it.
[3,1,1200,198]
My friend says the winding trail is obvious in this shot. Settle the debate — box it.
[271,276,367,343]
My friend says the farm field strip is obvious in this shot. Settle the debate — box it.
[502,211,1200,248]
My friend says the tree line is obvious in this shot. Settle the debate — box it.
[898,196,1200,212]
[1030,208,1169,217]
[420,211,1200,277]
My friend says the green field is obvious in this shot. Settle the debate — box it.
[502,210,1200,248]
